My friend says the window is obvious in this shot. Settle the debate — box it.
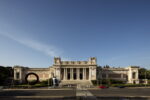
[108,74,121,78]
[16,72,20,79]
[132,72,136,79]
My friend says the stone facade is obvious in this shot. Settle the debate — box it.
[13,57,139,85]
[97,66,139,84]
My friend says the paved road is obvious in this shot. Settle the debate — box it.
[89,88,150,100]
[0,89,76,97]
[89,87,150,97]
[0,89,76,100]
[1,88,150,100]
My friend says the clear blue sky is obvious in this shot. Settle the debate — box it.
[0,0,150,68]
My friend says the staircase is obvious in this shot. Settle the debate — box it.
[59,80,93,88]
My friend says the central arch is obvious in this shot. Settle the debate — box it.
[25,72,39,85]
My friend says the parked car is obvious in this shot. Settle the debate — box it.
[98,85,109,89]
[117,86,125,88]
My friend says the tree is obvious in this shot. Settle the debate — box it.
[0,66,13,85]
[103,65,110,68]
[139,68,150,79]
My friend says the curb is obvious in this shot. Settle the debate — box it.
[3,88,73,91]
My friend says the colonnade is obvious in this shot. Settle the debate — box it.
[61,68,89,80]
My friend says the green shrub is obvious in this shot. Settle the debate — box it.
[39,78,53,86]
[148,80,150,84]
[111,83,150,87]
[40,80,48,85]
[13,78,54,88]
[91,79,124,86]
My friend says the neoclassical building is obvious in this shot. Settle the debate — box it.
[14,57,139,85]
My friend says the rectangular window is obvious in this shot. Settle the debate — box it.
[132,72,136,79]
[108,74,121,78]
[16,72,20,79]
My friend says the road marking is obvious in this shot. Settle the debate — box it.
[76,88,97,99]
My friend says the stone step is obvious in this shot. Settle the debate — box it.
[59,80,93,87]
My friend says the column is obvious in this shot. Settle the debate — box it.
[136,71,138,79]
[69,68,71,80]
[121,74,123,79]
[70,68,72,80]
[65,68,68,80]
[76,68,78,80]
[14,71,16,80]
[20,69,22,82]
[82,68,84,80]
[65,68,67,80]
[63,68,66,80]
[85,68,87,80]
[71,68,73,80]
[89,67,91,80]
[83,68,85,80]
[77,68,80,80]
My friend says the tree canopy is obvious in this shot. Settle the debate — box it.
[139,68,150,79]
[0,66,13,85]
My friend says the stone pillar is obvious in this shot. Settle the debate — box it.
[66,68,67,80]
[83,68,84,80]
[121,74,123,79]
[71,68,73,80]
[83,68,85,80]
[77,68,80,80]
[20,69,22,80]
[65,68,67,80]
[76,68,78,80]
[136,71,138,80]
[84,68,86,80]
[19,68,23,83]
[64,68,66,80]
[70,68,71,80]
[89,67,91,80]
[14,71,16,80]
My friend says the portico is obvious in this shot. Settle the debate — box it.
[53,57,97,84]
[60,68,89,80]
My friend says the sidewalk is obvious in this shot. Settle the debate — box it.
[3,88,74,91]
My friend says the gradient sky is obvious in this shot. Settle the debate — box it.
[0,0,150,68]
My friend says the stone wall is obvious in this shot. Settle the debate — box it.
[13,58,140,84]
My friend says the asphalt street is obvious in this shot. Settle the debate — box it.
[0,88,150,100]
[89,87,150,97]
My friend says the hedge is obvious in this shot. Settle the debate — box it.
[111,84,150,87]
[91,79,125,85]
